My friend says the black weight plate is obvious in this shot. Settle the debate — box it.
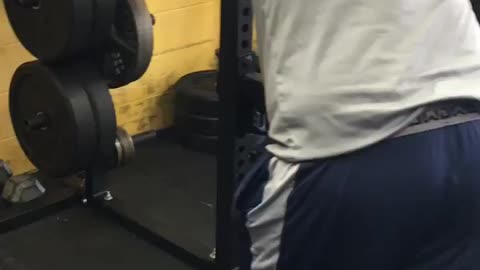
[92,0,117,48]
[9,61,97,177]
[178,133,217,154]
[175,71,219,117]
[74,62,117,170]
[174,110,219,136]
[103,0,153,88]
[4,0,94,62]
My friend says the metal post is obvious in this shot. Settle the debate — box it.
[85,167,107,202]
[473,0,479,19]
[216,0,254,269]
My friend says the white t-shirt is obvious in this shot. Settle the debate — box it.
[253,0,480,161]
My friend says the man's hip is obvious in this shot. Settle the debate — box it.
[236,100,480,270]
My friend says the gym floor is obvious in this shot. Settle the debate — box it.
[106,134,217,260]
[0,206,194,270]
[0,133,217,270]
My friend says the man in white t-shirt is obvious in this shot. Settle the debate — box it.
[235,1,480,269]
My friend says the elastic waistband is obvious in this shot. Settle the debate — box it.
[394,100,480,138]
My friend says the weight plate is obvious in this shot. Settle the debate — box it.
[174,110,219,136]
[103,0,153,88]
[175,71,219,117]
[9,61,97,177]
[178,133,217,154]
[92,0,117,48]
[4,0,94,62]
[74,62,117,170]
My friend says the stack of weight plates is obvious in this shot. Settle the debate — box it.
[5,0,153,177]
[174,71,219,154]
[4,0,153,89]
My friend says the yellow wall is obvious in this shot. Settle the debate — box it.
[0,0,220,175]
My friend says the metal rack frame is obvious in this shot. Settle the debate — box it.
[0,0,262,269]
[84,0,261,269]
[216,0,258,269]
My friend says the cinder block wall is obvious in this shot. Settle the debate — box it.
[0,0,220,175]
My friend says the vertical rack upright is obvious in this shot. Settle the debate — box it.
[216,0,255,269]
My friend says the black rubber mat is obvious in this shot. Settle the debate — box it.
[0,173,77,233]
[0,206,194,270]
[106,135,217,261]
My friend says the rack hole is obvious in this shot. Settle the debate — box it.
[237,160,245,167]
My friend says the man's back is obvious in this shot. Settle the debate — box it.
[238,2,480,270]
[240,0,480,270]
[254,0,480,160]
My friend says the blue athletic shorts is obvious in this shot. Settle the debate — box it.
[235,100,480,270]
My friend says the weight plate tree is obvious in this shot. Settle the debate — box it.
[9,61,97,177]
[4,0,95,62]
[103,0,154,88]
